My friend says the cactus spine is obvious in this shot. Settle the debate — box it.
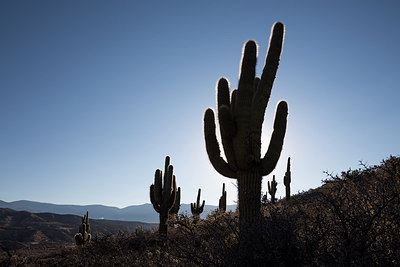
[203,22,288,247]
[268,175,278,204]
[219,183,227,212]
[150,156,177,236]
[191,188,205,219]
[74,211,91,245]
[284,157,291,200]
[169,187,181,215]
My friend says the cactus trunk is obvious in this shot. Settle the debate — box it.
[159,213,168,236]
[285,185,290,200]
[237,169,262,228]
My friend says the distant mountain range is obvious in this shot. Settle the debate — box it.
[0,200,236,223]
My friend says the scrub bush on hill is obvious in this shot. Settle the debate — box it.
[2,156,400,265]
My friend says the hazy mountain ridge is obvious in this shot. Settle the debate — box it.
[0,200,236,223]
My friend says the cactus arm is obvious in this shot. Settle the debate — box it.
[268,181,271,193]
[251,23,285,135]
[154,169,163,205]
[233,41,257,169]
[196,188,201,207]
[85,212,90,233]
[169,186,181,214]
[261,101,288,176]
[217,78,231,112]
[237,41,257,122]
[217,79,236,136]
[164,165,174,197]
[190,203,196,215]
[150,185,161,213]
[250,23,285,162]
[168,176,177,210]
[230,89,237,116]
[217,79,238,170]
[164,156,170,174]
[163,156,171,196]
[258,22,284,98]
[286,157,291,183]
[204,108,237,178]
[201,200,205,211]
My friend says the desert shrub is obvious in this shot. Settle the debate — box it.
[3,156,400,265]
[168,211,240,265]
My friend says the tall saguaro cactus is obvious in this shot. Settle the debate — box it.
[203,22,288,249]
[191,188,205,219]
[284,157,291,200]
[268,175,278,204]
[74,211,91,245]
[150,156,177,236]
[219,183,227,212]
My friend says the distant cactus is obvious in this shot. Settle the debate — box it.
[284,157,291,200]
[135,225,144,236]
[191,188,205,219]
[219,183,227,212]
[169,187,181,215]
[203,22,288,248]
[268,175,278,204]
[150,156,177,236]
[74,211,91,245]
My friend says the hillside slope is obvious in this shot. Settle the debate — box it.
[0,208,156,250]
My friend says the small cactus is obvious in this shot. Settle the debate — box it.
[191,188,205,219]
[219,183,227,212]
[150,156,177,237]
[169,187,181,215]
[135,226,144,236]
[283,157,291,200]
[268,175,278,204]
[74,211,91,245]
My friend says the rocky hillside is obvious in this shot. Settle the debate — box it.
[0,208,156,250]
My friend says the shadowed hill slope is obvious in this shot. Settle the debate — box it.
[0,208,156,250]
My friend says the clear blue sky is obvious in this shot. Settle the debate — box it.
[1,1,399,208]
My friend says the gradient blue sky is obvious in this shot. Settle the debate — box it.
[1,1,399,208]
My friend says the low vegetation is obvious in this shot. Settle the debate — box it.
[1,156,399,265]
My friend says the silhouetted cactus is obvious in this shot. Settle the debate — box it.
[268,175,278,204]
[150,156,177,236]
[191,188,205,219]
[74,211,91,245]
[284,157,291,200]
[219,183,227,212]
[203,22,288,251]
[169,187,181,215]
